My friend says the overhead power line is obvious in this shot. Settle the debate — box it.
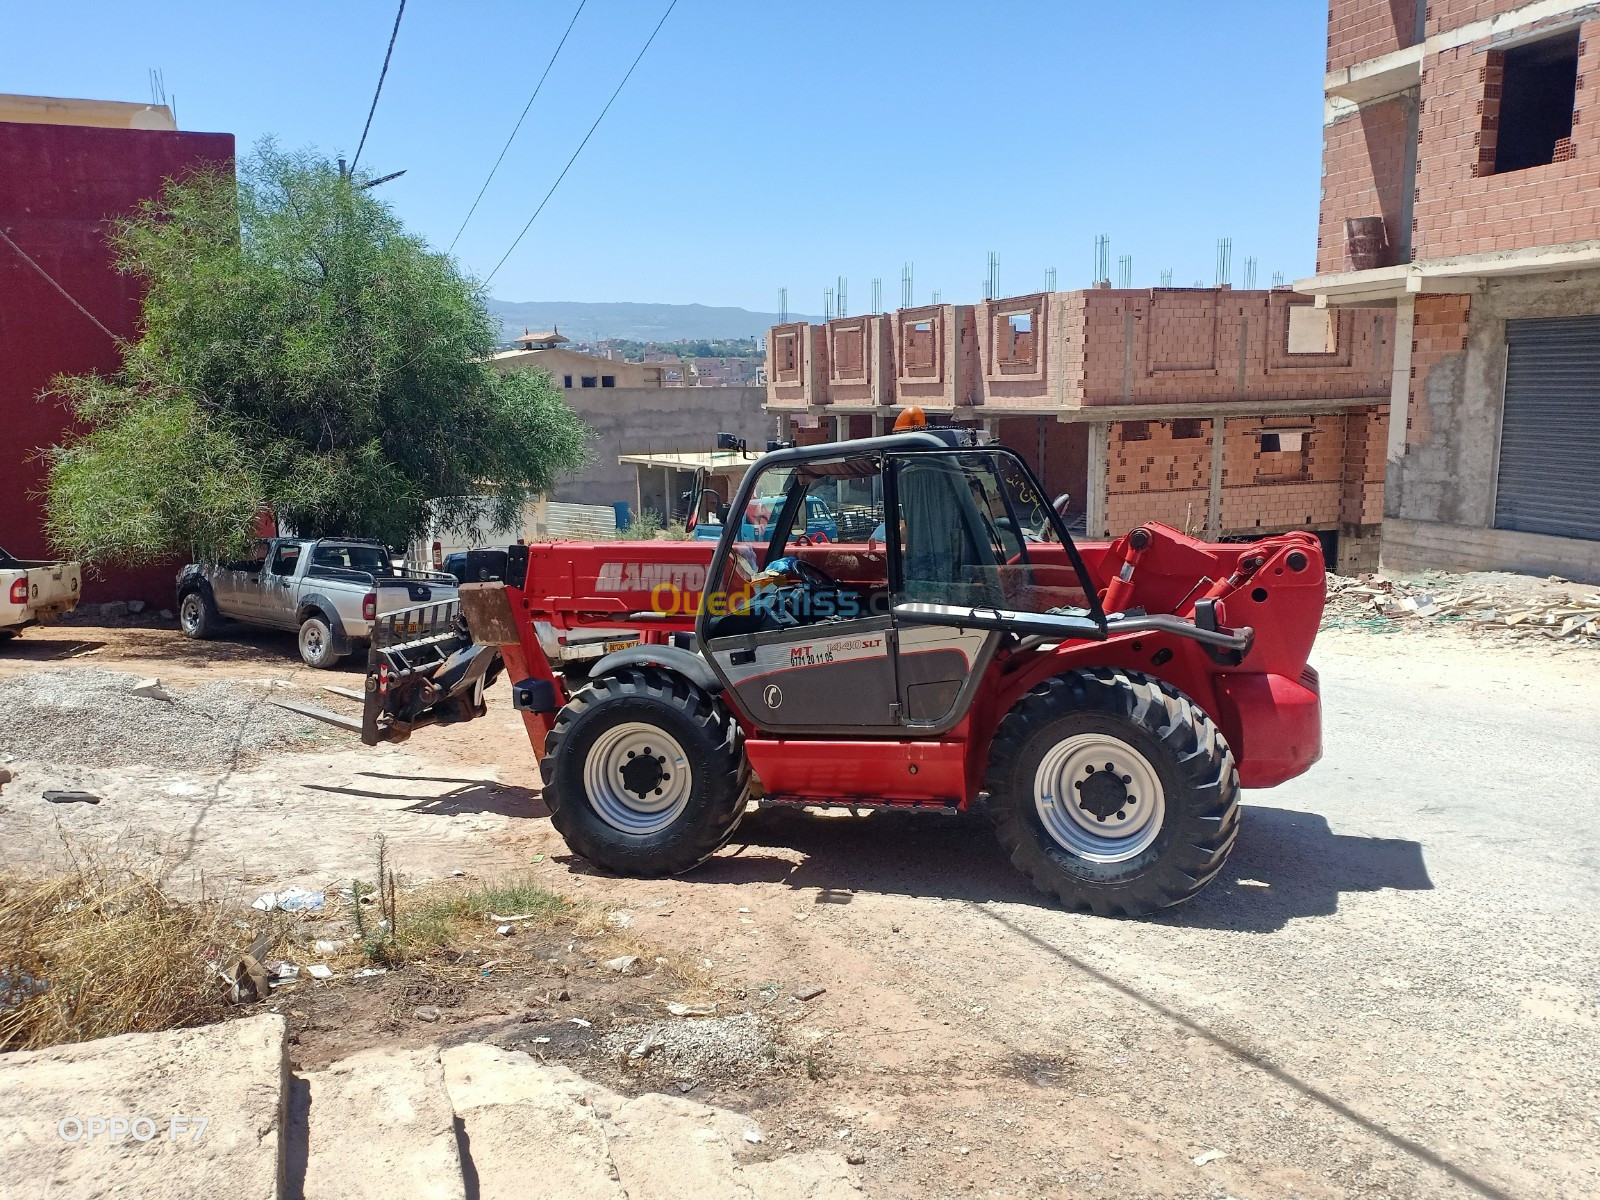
[351,0,407,174]
[0,227,118,342]
[449,0,589,253]
[483,0,678,287]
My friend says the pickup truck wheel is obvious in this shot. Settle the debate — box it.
[985,668,1239,918]
[542,667,748,876]
[297,615,344,669]
[178,591,218,639]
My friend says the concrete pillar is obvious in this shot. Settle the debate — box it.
[1206,416,1225,539]
[1388,296,1415,464]
[1085,422,1110,539]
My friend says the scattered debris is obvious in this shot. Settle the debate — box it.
[307,964,334,980]
[1326,570,1600,648]
[667,1001,716,1017]
[793,984,826,1002]
[414,1005,440,1023]
[42,790,101,805]
[743,1129,764,1144]
[1194,1148,1226,1166]
[568,1017,593,1028]
[630,1032,662,1060]
[605,955,640,975]
[313,939,343,955]
[273,964,300,982]
[227,955,271,1005]
[129,677,173,702]
[496,925,514,937]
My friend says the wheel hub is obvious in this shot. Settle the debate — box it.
[1034,733,1166,863]
[583,723,692,835]
[619,748,668,799]
[1075,763,1134,821]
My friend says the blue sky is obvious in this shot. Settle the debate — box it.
[9,1,1328,311]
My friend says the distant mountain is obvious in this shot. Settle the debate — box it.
[485,300,821,345]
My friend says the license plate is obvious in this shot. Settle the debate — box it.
[605,639,638,653]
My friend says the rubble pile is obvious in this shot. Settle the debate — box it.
[1325,570,1600,647]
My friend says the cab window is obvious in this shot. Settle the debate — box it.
[891,451,1089,614]
[270,542,303,577]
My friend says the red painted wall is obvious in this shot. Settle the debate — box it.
[0,120,234,607]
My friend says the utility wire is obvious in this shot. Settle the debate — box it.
[0,227,119,342]
[351,0,407,174]
[448,0,589,253]
[484,0,678,286]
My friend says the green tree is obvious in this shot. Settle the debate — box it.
[44,142,589,564]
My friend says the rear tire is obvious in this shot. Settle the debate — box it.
[178,590,219,640]
[542,667,748,876]
[297,615,343,669]
[985,668,1239,917]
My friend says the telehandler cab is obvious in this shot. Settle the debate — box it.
[356,423,1325,916]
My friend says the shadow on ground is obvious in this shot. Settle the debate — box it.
[0,620,330,669]
[300,774,547,818]
[680,802,1430,932]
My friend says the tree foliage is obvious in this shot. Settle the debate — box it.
[45,142,590,564]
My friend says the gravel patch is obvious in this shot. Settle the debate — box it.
[599,1011,772,1083]
[0,668,328,769]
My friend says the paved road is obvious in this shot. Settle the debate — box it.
[640,629,1600,1199]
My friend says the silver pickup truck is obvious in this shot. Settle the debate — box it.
[175,537,458,668]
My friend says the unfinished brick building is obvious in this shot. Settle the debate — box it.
[1301,0,1600,580]
[765,288,1391,570]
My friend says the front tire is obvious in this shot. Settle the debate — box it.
[985,668,1239,917]
[297,615,343,669]
[542,667,748,876]
[178,590,219,640]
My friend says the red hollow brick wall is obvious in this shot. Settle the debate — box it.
[1412,23,1600,261]
[1318,94,1413,273]
[1328,0,1424,72]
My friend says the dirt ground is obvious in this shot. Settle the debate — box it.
[3,614,1597,1199]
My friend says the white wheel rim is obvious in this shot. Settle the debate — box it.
[583,722,692,835]
[181,596,202,632]
[302,625,324,659]
[1033,732,1166,863]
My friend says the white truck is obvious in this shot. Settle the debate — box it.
[175,537,458,668]
[0,546,81,638]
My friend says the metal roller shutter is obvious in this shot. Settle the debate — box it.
[1494,315,1600,542]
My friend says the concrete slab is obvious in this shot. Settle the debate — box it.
[741,1151,863,1200]
[296,1046,463,1200]
[606,1092,755,1200]
[438,1042,862,1200]
[0,1014,287,1200]
[440,1044,624,1200]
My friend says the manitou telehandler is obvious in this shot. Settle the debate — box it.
[352,420,1325,916]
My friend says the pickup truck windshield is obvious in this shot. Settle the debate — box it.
[311,544,393,576]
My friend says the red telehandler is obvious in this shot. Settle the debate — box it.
[354,424,1325,916]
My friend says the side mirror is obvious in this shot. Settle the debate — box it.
[715,432,745,453]
[1052,493,1071,518]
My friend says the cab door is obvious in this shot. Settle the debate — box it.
[258,540,304,628]
[700,454,901,734]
